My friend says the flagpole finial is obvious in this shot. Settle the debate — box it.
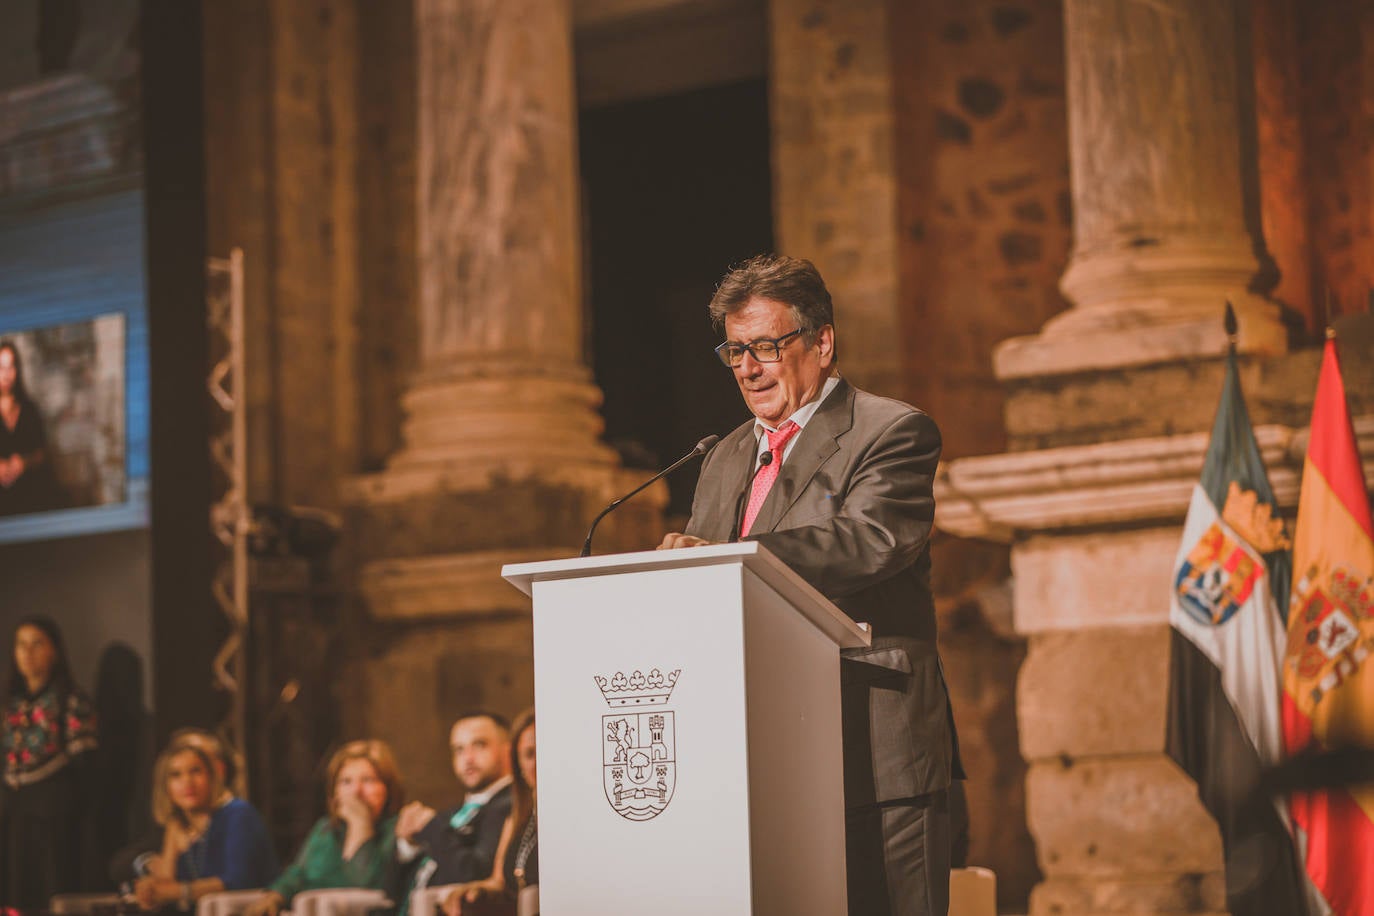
[1224,301,1238,348]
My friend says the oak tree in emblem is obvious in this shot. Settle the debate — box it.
[596,667,680,822]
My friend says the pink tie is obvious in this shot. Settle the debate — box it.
[740,421,800,538]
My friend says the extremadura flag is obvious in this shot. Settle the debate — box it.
[1167,341,1310,916]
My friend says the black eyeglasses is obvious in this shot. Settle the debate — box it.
[714,328,804,367]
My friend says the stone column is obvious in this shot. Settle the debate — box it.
[935,2,1313,913]
[938,409,1374,915]
[996,0,1288,378]
[399,0,614,474]
[343,0,662,807]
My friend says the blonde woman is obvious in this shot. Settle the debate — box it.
[245,740,404,916]
[131,735,276,910]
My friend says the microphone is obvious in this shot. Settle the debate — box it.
[580,435,721,557]
[729,450,773,542]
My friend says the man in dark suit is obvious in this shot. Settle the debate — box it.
[396,712,513,903]
[660,254,962,916]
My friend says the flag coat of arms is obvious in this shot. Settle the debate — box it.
[1167,342,1309,916]
[1282,335,1374,916]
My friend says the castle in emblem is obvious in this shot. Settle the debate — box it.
[595,668,680,822]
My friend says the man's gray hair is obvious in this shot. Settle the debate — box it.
[708,254,836,344]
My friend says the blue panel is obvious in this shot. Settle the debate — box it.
[0,189,151,539]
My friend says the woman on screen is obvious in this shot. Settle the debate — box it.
[0,615,100,908]
[0,340,60,517]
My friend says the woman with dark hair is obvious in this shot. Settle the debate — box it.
[0,340,59,517]
[442,710,537,916]
[0,615,99,907]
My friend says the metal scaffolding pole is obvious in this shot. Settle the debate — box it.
[206,247,248,794]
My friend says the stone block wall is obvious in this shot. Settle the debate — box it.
[203,0,374,511]
[886,2,1074,906]
[1011,527,1232,915]
[769,0,903,398]
[1292,0,1374,323]
[1003,324,1374,453]
[1254,0,1374,330]
[891,0,1072,460]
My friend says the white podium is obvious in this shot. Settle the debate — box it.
[502,542,870,916]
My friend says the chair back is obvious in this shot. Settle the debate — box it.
[408,883,462,916]
[48,894,122,915]
[196,889,268,916]
[949,866,996,916]
[290,889,391,916]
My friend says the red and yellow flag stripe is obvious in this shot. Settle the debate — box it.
[1281,336,1374,915]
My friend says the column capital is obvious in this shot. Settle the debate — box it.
[936,416,1374,540]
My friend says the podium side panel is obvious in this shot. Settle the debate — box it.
[532,564,755,915]
[742,569,847,916]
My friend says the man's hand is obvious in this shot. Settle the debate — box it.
[440,884,479,916]
[396,801,437,841]
[657,533,714,550]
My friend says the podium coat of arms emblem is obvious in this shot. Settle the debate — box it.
[595,667,679,821]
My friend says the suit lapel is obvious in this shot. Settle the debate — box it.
[750,379,854,534]
[707,423,757,541]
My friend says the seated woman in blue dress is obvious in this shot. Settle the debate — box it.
[130,734,277,910]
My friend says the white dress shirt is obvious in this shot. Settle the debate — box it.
[752,374,842,467]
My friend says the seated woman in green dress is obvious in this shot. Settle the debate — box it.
[245,740,405,916]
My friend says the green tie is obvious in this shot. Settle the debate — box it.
[449,799,482,830]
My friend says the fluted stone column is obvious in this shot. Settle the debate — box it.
[343,0,661,806]
[398,0,614,474]
[996,0,1288,378]
[348,0,662,609]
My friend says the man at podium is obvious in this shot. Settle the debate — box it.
[659,254,963,916]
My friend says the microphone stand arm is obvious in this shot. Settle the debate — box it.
[579,446,709,558]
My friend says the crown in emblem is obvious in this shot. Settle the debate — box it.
[1220,482,1291,553]
[1330,566,1373,620]
[594,668,680,707]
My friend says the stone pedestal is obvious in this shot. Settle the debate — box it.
[939,447,1233,916]
[342,0,662,804]
[946,7,1303,899]
[996,0,1288,379]
[938,418,1374,915]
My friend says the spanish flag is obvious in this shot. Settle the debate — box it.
[1283,334,1374,915]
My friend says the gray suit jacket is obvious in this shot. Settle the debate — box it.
[685,378,962,802]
